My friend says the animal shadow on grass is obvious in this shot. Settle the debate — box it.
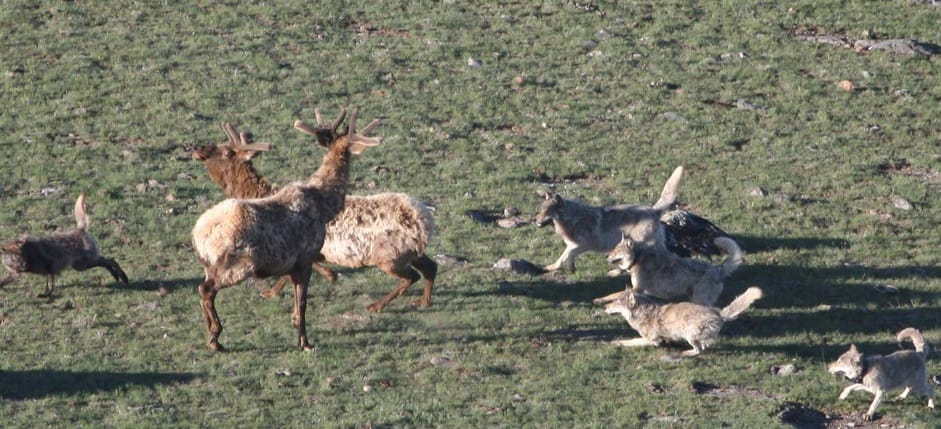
[0,369,197,400]
[124,277,205,295]
[733,234,850,253]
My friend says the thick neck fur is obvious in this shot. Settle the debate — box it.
[210,160,274,199]
[308,136,352,197]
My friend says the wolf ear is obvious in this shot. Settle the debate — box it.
[848,344,861,358]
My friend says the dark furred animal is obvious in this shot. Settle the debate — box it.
[191,122,437,313]
[191,107,382,351]
[1,194,128,297]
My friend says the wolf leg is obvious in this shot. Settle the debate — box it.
[593,290,627,304]
[895,387,911,401]
[612,337,656,347]
[864,390,885,421]
[839,383,867,400]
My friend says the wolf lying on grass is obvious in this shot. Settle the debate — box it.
[828,327,935,421]
[604,287,762,357]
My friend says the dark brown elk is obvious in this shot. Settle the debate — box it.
[191,107,381,351]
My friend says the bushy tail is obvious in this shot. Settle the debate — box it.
[897,327,929,358]
[715,237,744,278]
[719,287,763,321]
[653,166,684,211]
[74,193,89,231]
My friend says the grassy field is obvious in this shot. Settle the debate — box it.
[1,1,940,427]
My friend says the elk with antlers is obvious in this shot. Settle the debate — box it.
[191,120,437,313]
[191,107,381,351]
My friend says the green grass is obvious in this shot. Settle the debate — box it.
[1,0,940,427]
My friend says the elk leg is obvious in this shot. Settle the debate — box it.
[312,262,336,283]
[366,262,420,313]
[259,275,290,299]
[290,266,312,351]
[409,254,437,308]
[198,279,224,352]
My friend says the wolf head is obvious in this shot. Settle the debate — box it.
[606,234,637,270]
[535,193,564,227]
[828,344,864,380]
[604,292,642,317]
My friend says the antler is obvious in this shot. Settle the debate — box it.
[236,132,271,152]
[220,122,270,152]
[295,107,347,137]
[347,108,382,147]
[221,122,240,146]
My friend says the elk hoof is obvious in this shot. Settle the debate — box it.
[208,340,226,352]
[410,298,431,308]
[259,290,277,299]
[365,303,384,313]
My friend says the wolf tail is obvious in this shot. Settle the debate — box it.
[714,237,744,278]
[719,287,763,321]
[897,327,929,358]
[653,166,684,211]
[74,193,89,231]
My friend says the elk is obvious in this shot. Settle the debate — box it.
[191,123,437,313]
[191,107,381,351]
[1,193,129,297]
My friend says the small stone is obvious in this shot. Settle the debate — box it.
[838,80,855,92]
[891,196,912,211]
[496,217,525,228]
[276,369,292,376]
[467,57,482,68]
[362,384,372,392]
[136,183,148,193]
[430,356,452,367]
[748,186,768,197]
[770,363,799,376]
[504,207,520,217]
[40,187,61,197]
[873,284,899,295]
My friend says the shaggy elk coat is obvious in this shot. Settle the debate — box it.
[191,122,437,313]
[191,108,381,351]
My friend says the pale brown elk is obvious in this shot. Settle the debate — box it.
[191,107,381,351]
[1,193,128,298]
[190,122,436,313]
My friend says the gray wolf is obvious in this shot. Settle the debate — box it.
[1,194,129,297]
[828,327,935,420]
[596,234,743,306]
[604,287,762,356]
[535,167,683,273]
